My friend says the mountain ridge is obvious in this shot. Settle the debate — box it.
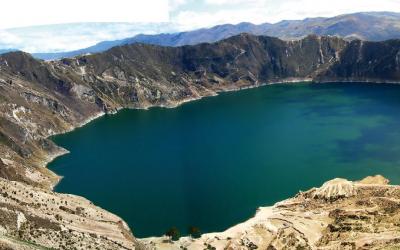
[16,11,400,60]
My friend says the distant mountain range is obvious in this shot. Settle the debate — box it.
[4,12,400,60]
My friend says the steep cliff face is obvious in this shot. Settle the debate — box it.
[321,39,400,81]
[1,34,400,249]
[71,34,346,87]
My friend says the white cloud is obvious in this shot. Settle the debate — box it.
[204,0,262,5]
[169,0,187,11]
[0,0,399,53]
[0,30,22,47]
[0,23,175,53]
[0,0,170,29]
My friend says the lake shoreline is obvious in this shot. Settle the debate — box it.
[45,78,315,190]
[45,77,400,190]
[46,78,400,238]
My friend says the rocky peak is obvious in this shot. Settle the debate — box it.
[0,51,41,71]
[312,178,357,200]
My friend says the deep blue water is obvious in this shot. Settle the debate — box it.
[49,83,400,237]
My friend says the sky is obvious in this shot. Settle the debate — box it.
[0,0,399,52]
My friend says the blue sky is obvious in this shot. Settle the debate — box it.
[1,0,399,53]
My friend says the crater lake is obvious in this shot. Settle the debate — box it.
[49,82,400,237]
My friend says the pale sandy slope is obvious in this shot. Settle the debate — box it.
[141,175,400,250]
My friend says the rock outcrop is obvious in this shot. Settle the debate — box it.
[1,34,400,249]
[312,178,357,200]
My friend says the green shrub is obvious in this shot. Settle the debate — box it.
[165,227,180,241]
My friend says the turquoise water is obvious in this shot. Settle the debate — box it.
[49,83,400,237]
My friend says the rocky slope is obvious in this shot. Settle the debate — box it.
[142,176,400,249]
[0,177,136,249]
[1,34,400,248]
